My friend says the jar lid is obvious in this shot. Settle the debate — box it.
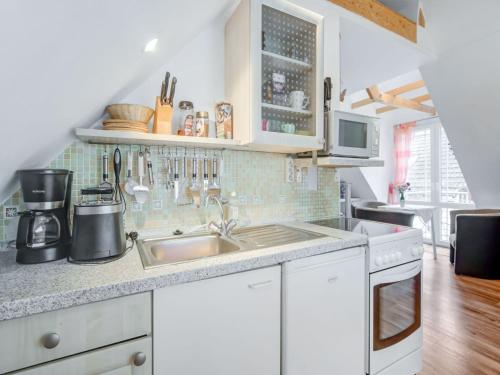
[196,111,209,118]
[179,101,193,109]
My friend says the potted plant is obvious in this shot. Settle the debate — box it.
[396,182,411,207]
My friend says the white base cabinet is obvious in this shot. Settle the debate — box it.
[153,266,281,375]
[282,247,366,375]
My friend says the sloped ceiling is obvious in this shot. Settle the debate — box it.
[420,0,500,207]
[0,0,236,202]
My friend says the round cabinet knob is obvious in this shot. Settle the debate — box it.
[41,333,60,349]
[375,256,383,266]
[133,352,147,367]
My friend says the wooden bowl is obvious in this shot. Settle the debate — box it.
[106,104,154,123]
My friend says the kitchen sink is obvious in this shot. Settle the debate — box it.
[138,234,241,269]
[137,224,325,269]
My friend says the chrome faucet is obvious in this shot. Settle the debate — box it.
[206,195,237,237]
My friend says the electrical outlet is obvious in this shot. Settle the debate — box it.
[4,206,18,219]
[286,157,295,183]
[306,166,318,191]
[295,167,303,183]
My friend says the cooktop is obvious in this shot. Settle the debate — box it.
[309,218,412,238]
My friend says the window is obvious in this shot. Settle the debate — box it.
[406,127,432,202]
[404,119,474,245]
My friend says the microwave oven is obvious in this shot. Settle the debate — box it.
[326,110,380,159]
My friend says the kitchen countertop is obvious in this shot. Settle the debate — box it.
[0,222,367,321]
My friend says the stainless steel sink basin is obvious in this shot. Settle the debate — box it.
[137,224,325,269]
[138,234,241,269]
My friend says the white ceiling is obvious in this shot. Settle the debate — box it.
[339,16,434,95]
[379,0,419,22]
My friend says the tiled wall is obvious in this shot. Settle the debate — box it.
[0,141,340,242]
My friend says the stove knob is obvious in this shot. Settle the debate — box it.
[396,252,403,260]
[411,247,420,257]
[390,253,397,262]
[375,256,383,266]
[383,255,390,264]
[419,247,425,255]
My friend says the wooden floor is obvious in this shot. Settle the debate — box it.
[420,245,500,374]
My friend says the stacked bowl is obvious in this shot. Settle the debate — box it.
[103,104,155,133]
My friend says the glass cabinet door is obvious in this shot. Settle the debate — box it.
[260,4,318,137]
[373,272,422,351]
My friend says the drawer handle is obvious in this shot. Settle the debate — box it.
[133,352,147,367]
[328,276,339,283]
[41,333,60,349]
[248,280,273,289]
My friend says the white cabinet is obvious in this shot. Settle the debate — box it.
[153,266,281,375]
[225,0,324,153]
[0,292,151,374]
[12,337,151,375]
[282,247,366,375]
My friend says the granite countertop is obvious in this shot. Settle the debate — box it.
[0,222,367,321]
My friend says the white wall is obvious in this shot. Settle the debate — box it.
[420,1,500,208]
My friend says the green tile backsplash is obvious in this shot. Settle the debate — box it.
[0,141,340,242]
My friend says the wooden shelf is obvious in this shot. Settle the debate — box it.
[262,103,313,116]
[261,50,312,70]
[75,128,245,150]
[294,156,385,169]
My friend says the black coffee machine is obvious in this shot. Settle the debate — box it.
[16,169,73,264]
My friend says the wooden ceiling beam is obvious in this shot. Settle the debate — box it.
[366,86,436,115]
[328,0,417,43]
[376,94,432,114]
[386,80,425,96]
[351,97,374,109]
[351,80,426,109]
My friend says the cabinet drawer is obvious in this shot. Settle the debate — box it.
[12,336,152,375]
[0,292,151,374]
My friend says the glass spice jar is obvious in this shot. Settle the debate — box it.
[178,101,194,136]
[195,111,209,137]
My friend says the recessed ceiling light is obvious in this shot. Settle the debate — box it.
[144,38,158,53]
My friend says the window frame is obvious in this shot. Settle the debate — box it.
[404,117,474,247]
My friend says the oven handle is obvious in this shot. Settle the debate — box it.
[371,262,421,285]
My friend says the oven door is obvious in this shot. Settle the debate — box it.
[329,111,373,158]
[369,260,423,374]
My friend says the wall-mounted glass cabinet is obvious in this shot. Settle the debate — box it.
[225,0,324,153]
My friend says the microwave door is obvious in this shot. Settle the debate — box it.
[331,117,372,158]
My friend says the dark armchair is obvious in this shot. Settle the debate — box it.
[450,209,500,279]
[354,207,415,227]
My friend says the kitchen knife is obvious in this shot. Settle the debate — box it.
[160,81,166,104]
[163,72,170,104]
[168,77,177,106]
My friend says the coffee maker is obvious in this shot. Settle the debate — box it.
[16,169,73,264]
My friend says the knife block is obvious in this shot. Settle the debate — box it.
[153,96,173,134]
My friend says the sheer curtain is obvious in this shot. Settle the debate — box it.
[389,122,416,203]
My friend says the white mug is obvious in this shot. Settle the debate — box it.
[288,91,309,110]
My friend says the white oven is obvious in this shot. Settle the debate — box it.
[328,110,380,158]
[369,260,423,375]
